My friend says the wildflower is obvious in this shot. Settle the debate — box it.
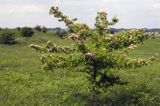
[68,33,79,41]
[128,44,137,49]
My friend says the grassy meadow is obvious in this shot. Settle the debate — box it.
[1,30,160,105]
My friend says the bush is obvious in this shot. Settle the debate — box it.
[55,30,68,38]
[21,27,34,37]
[0,30,15,45]
[31,6,159,105]
[16,27,21,31]
[34,25,41,32]
[42,26,48,33]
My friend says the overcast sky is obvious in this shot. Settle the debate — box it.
[0,0,160,28]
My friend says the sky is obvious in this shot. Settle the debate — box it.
[0,0,160,28]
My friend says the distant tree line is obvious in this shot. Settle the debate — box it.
[0,25,49,45]
[34,25,48,33]
[109,28,160,33]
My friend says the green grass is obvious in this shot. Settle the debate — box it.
[0,31,88,106]
[1,32,160,105]
[128,38,160,58]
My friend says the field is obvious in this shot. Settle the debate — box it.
[1,31,160,105]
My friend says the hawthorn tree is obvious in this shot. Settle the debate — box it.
[31,6,159,105]
[42,26,48,33]
[34,25,42,32]
[55,29,68,38]
[21,27,34,37]
[0,30,15,45]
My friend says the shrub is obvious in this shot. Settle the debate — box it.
[34,25,41,32]
[55,30,68,38]
[42,26,48,33]
[31,6,159,105]
[16,27,21,31]
[0,30,15,45]
[21,27,34,37]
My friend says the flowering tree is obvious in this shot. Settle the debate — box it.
[31,6,158,105]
